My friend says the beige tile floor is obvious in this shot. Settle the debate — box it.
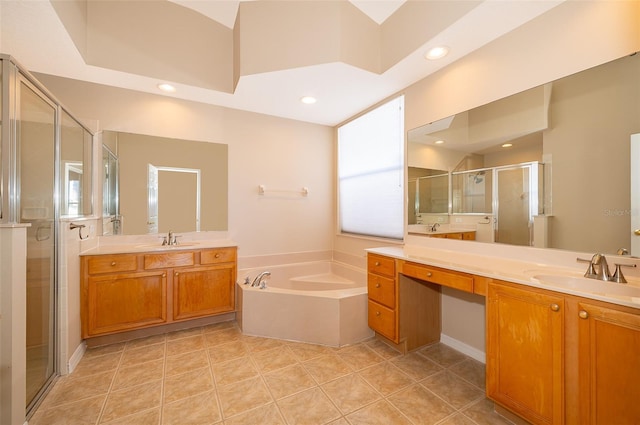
[30,321,514,425]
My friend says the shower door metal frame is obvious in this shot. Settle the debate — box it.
[16,67,61,417]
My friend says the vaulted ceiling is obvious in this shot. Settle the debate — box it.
[0,1,562,125]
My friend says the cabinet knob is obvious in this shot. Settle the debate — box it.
[634,229,640,236]
[111,261,116,266]
[175,272,179,276]
[579,310,589,319]
[376,311,381,317]
[426,272,433,277]
[162,273,166,278]
[375,261,380,266]
[375,283,381,288]
[215,253,220,258]
[550,303,560,312]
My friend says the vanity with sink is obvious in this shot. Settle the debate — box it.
[80,242,237,340]
[366,245,640,425]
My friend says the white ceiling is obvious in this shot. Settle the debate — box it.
[0,0,562,126]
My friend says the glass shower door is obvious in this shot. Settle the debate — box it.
[19,77,57,411]
[495,166,531,246]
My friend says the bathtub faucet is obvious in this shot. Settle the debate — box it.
[251,271,271,288]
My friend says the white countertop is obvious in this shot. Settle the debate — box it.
[367,244,640,310]
[80,238,237,256]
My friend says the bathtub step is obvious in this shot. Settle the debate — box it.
[290,273,353,284]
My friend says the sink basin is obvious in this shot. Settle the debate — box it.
[532,274,640,298]
[134,242,199,250]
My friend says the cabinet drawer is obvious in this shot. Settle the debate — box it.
[367,254,395,278]
[367,273,396,308]
[87,254,138,275]
[368,300,396,342]
[402,262,474,293]
[144,251,195,270]
[201,248,236,265]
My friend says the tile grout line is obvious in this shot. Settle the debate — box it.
[204,326,226,424]
[94,347,125,424]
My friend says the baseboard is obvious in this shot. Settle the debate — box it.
[440,333,486,364]
[67,341,86,374]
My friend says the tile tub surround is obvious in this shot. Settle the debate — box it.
[29,321,514,425]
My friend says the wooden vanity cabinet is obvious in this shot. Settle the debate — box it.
[81,246,236,338]
[487,281,564,425]
[427,231,476,240]
[173,249,236,320]
[367,254,464,352]
[367,254,398,342]
[85,269,168,337]
[576,301,640,424]
[488,280,640,425]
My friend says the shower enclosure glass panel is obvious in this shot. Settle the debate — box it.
[452,169,493,214]
[494,163,543,246]
[416,174,448,214]
[60,110,92,217]
[495,167,531,245]
[19,79,57,410]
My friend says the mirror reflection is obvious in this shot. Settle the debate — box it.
[60,109,92,217]
[101,131,228,235]
[408,53,640,255]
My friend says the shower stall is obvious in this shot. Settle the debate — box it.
[0,55,94,421]
[453,162,544,246]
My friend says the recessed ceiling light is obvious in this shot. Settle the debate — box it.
[435,140,445,145]
[157,83,176,93]
[300,96,317,104]
[425,46,449,60]
[502,143,513,148]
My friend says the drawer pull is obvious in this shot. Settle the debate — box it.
[550,303,560,312]
[375,311,381,317]
[375,283,381,288]
[215,253,221,258]
[579,310,589,319]
[375,261,380,266]
[111,261,116,266]
[426,272,432,277]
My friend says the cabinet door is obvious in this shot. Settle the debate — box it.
[487,282,564,425]
[85,270,167,337]
[577,302,640,424]
[173,264,235,320]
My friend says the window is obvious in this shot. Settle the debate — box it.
[338,96,404,239]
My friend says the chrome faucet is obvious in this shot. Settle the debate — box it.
[579,253,636,283]
[251,271,271,288]
[429,223,440,232]
[587,253,611,281]
[162,231,179,246]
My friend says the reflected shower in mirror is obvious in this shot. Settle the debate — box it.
[407,53,640,254]
[101,131,228,235]
[60,109,93,217]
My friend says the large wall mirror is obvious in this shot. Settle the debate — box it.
[407,52,640,255]
[101,131,228,235]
